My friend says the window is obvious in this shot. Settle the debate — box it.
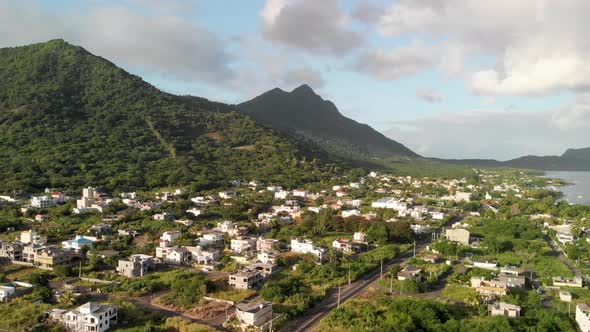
[90,318,95,323]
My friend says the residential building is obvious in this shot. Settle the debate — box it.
[156,247,191,265]
[186,208,204,217]
[249,262,279,277]
[153,213,174,221]
[488,302,521,318]
[229,269,263,289]
[397,265,422,281]
[445,228,470,245]
[184,246,220,265]
[332,239,354,253]
[231,238,257,254]
[22,243,44,263]
[371,198,408,211]
[57,302,118,332]
[219,190,237,199]
[341,210,361,218]
[498,275,526,288]
[560,291,572,302]
[577,303,590,332]
[553,276,583,288]
[35,214,49,222]
[74,187,106,214]
[31,196,57,208]
[473,261,498,271]
[471,277,508,297]
[256,251,280,265]
[0,281,33,302]
[35,247,71,269]
[256,237,279,252]
[20,230,46,245]
[0,241,23,261]
[159,230,181,246]
[290,239,325,261]
[117,255,155,278]
[198,232,225,247]
[215,221,242,237]
[62,235,97,252]
[353,232,367,243]
[235,301,273,331]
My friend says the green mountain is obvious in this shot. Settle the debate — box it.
[439,147,590,171]
[0,40,341,192]
[237,85,419,160]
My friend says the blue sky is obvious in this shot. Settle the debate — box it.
[1,0,589,159]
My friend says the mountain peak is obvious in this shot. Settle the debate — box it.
[238,84,419,159]
[291,84,316,96]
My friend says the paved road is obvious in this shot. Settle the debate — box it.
[129,291,232,330]
[280,215,463,332]
[280,241,429,332]
[546,236,582,276]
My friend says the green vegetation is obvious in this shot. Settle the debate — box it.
[320,295,576,332]
[0,39,341,192]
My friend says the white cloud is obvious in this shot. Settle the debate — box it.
[385,99,590,160]
[260,0,363,54]
[281,67,325,90]
[353,41,437,80]
[376,0,590,96]
[0,2,235,85]
[416,88,443,103]
[81,6,235,83]
[551,93,590,129]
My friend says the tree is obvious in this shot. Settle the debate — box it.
[170,272,207,307]
[58,292,77,306]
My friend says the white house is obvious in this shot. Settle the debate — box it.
[31,196,57,208]
[489,302,521,318]
[235,301,273,331]
[577,303,590,332]
[353,232,367,243]
[186,208,204,217]
[60,302,118,332]
[371,198,407,211]
[290,239,325,261]
[62,235,97,252]
[219,190,237,199]
[0,285,15,302]
[341,210,361,218]
[231,238,257,254]
[160,231,181,245]
[332,239,353,253]
[274,190,290,199]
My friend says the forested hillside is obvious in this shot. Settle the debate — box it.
[0,40,340,192]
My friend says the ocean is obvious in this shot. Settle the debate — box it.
[544,171,590,206]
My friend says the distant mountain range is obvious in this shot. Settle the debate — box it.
[438,147,590,171]
[238,85,419,160]
[0,39,585,195]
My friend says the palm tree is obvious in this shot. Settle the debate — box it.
[58,291,76,306]
[465,290,481,307]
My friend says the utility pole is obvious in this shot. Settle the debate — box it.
[337,286,341,308]
[380,260,383,279]
[348,266,351,285]
[78,261,82,278]
[390,275,393,294]
[413,242,416,258]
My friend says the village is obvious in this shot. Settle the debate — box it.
[1,169,590,331]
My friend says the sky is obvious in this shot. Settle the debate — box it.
[1,0,589,160]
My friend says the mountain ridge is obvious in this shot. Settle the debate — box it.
[0,39,341,192]
[436,147,590,171]
[237,85,419,160]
